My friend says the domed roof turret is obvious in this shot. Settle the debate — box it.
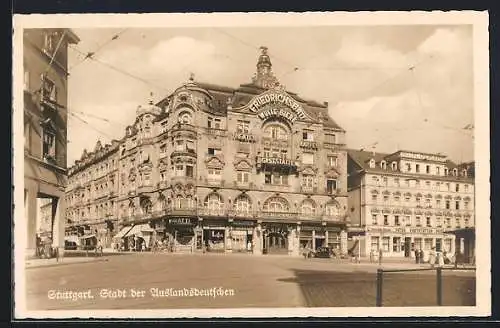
[136,93,162,117]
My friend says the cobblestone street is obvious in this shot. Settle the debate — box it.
[24,253,475,310]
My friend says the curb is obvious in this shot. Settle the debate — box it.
[25,257,109,269]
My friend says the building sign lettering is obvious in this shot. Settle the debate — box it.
[248,91,307,120]
[400,151,446,163]
[233,133,256,142]
[168,218,192,225]
[258,157,296,166]
[369,226,446,235]
[257,108,298,124]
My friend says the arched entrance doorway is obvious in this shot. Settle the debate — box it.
[262,225,289,255]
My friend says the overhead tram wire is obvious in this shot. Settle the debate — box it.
[69,29,129,71]
[69,44,171,94]
[68,111,117,141]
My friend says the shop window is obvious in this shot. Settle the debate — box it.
[424,238,433,250]
[382,237,390,252]
[371,236,379,251]
[392,237,401,252]
[302,153,314,165]
[444,239,452,252]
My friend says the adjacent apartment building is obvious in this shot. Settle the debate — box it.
[65,47,351,256]
[23,28,80,257]
[347,149,475,261]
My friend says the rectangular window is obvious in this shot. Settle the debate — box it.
[416,216,421,226]
[455,201,460,210]
[446,183,450,191]
[383,195,389,203]
[208,147,216,156]
[406,163,411,172]
[436,217,442,227]
[446,217,451,227]
[327,155,338,167]
[455,184,460,192]
[237,171,249,183]
[186,165,194,178]
[464,201,469,210]
[393,237,401,252]
[186,140,195,152]
[160,144,167,153]
[464,184,469,192]
[264,173,288,185]
[237,120,250,133]
[41,75,57,102]
[394,196,400,203]
[426,217,432,227]
[371,194,377,202]
[371,236,379,251]
[207,117,213,128]
[436,166,441,175]
[372,214,378,225]
[175,140,184,151]
[424,238,433,250]
[416,164,420,173]
[394,178,400,186]
[325,133,336,144]
[208,168,222,179]
[42,129,56,159]
[426,165,430,174]
[302,153,314,165]
[326,179,337,194]
[175,165,184,176]
[394,215,400,226]
[214,118,221,129]
[303,130,314,141]
[445,200,450,209]
[383,215,389,225]
[302,176,314,188]
[382,237,390,252]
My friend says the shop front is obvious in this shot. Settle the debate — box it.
[202,218,228,253]
[166,217,197,252]
[262,223,291,255]
[230,219,255,253]
[365,226,456,259]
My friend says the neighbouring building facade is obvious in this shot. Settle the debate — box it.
[24,28,80,257]
[347,149,475,260]
[65,47,351,255]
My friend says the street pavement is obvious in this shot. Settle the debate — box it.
[23,252,475,310]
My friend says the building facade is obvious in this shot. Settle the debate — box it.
[24,28,80,257]
[347,150,475,260]
[65,47,351,255]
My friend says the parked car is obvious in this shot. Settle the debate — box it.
[314,247,333,258]
[64,241,78,250]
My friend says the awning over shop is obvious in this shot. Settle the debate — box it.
[80,234,96,239]
[64,235,81,244]
[113,226,134,239]
[124,224,154,238]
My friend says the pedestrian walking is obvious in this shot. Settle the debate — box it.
[428,247,436,267]
[418,249,424,264]
[437,251,444,267]
[414,248,419,264]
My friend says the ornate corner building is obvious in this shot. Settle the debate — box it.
[65,47,351,255]
[347,150,475,262]
[23,29,80,257]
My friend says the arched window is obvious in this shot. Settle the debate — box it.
[301,199,316,215]
[141,197,152,214]
[380,160,387,170]
[263,196,289,212]
[205,193,224,210]
[263,123,289,141]
[234,194,251,213]
[175,195,194,209]
[325,201,340,217]
[178,111,192,124]
[369,159,376,168]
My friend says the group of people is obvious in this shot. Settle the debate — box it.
[415,247,447,267]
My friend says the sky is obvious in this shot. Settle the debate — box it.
[66,24,474,166]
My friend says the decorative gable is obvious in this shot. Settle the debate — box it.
[325,167,340,178]
[234,158,253,172]
[205,156,225,169]
[301,167,317,176]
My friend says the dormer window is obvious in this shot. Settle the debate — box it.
[380,160,387,170]
[462,169,468,177]
[391,162,397,171]
[369,159,375,168]
[444,168,449,175]
[453,168,458,176]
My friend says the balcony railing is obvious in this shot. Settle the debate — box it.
[171,123,197,133]
[171,149,197,158]
[204,127,227,137]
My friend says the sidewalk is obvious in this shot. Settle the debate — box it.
[25,255,109,269]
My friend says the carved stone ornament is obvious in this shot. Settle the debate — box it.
[233,158,253,171]
[205,156,225,169]
[128,168,137,182]
[325,167,340,178]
